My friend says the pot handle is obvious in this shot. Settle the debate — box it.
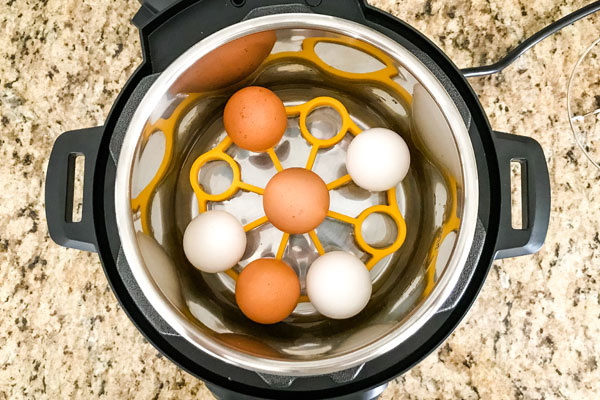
[492,131,550,259]
[45,126,103,253]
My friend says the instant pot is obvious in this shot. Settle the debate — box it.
[45,0,551,398]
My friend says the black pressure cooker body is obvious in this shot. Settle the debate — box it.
[45,1,550,399]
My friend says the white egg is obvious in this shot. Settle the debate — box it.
[306,251,372,319]
[183,210,246,273]
[346,128,410,192]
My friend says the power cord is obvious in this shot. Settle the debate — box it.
[462,1,600,78]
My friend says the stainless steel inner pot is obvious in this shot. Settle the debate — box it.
[115,14,478,376]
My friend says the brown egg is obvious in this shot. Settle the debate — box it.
[171,31,277,94]
[223,86,287,152]
[263,168,330,234]
[235,258,300,324]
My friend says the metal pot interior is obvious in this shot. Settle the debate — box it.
[116,15,478,376]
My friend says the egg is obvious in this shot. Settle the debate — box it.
[171,31,277,94]
[263,168,330,234]
[183,210,246,273]
[346,128,410,192]
[235,258,300,324]
[306,251,372,319]
[224,86,287,152]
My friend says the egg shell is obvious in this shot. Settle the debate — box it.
[183,210,246,273]
[171,31,277,94]
[224,86,287,152]
[346,128,410,192]
[263,168,330,234]
[306,251,372,319]
[235,258,300,324]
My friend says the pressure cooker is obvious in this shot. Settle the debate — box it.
[45,0,551,398]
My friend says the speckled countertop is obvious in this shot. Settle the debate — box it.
[1,0,600,398]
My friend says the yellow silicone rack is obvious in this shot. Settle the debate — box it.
[132,35,460,304]
[189,96,407,303]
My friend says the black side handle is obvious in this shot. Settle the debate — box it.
[45,127,103,252]
[493,131,550,259]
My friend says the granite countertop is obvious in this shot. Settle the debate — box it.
[1,0,600,398]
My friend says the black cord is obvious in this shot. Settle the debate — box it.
[462,1,600,78]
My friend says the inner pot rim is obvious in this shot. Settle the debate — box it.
[114,13,479,376]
